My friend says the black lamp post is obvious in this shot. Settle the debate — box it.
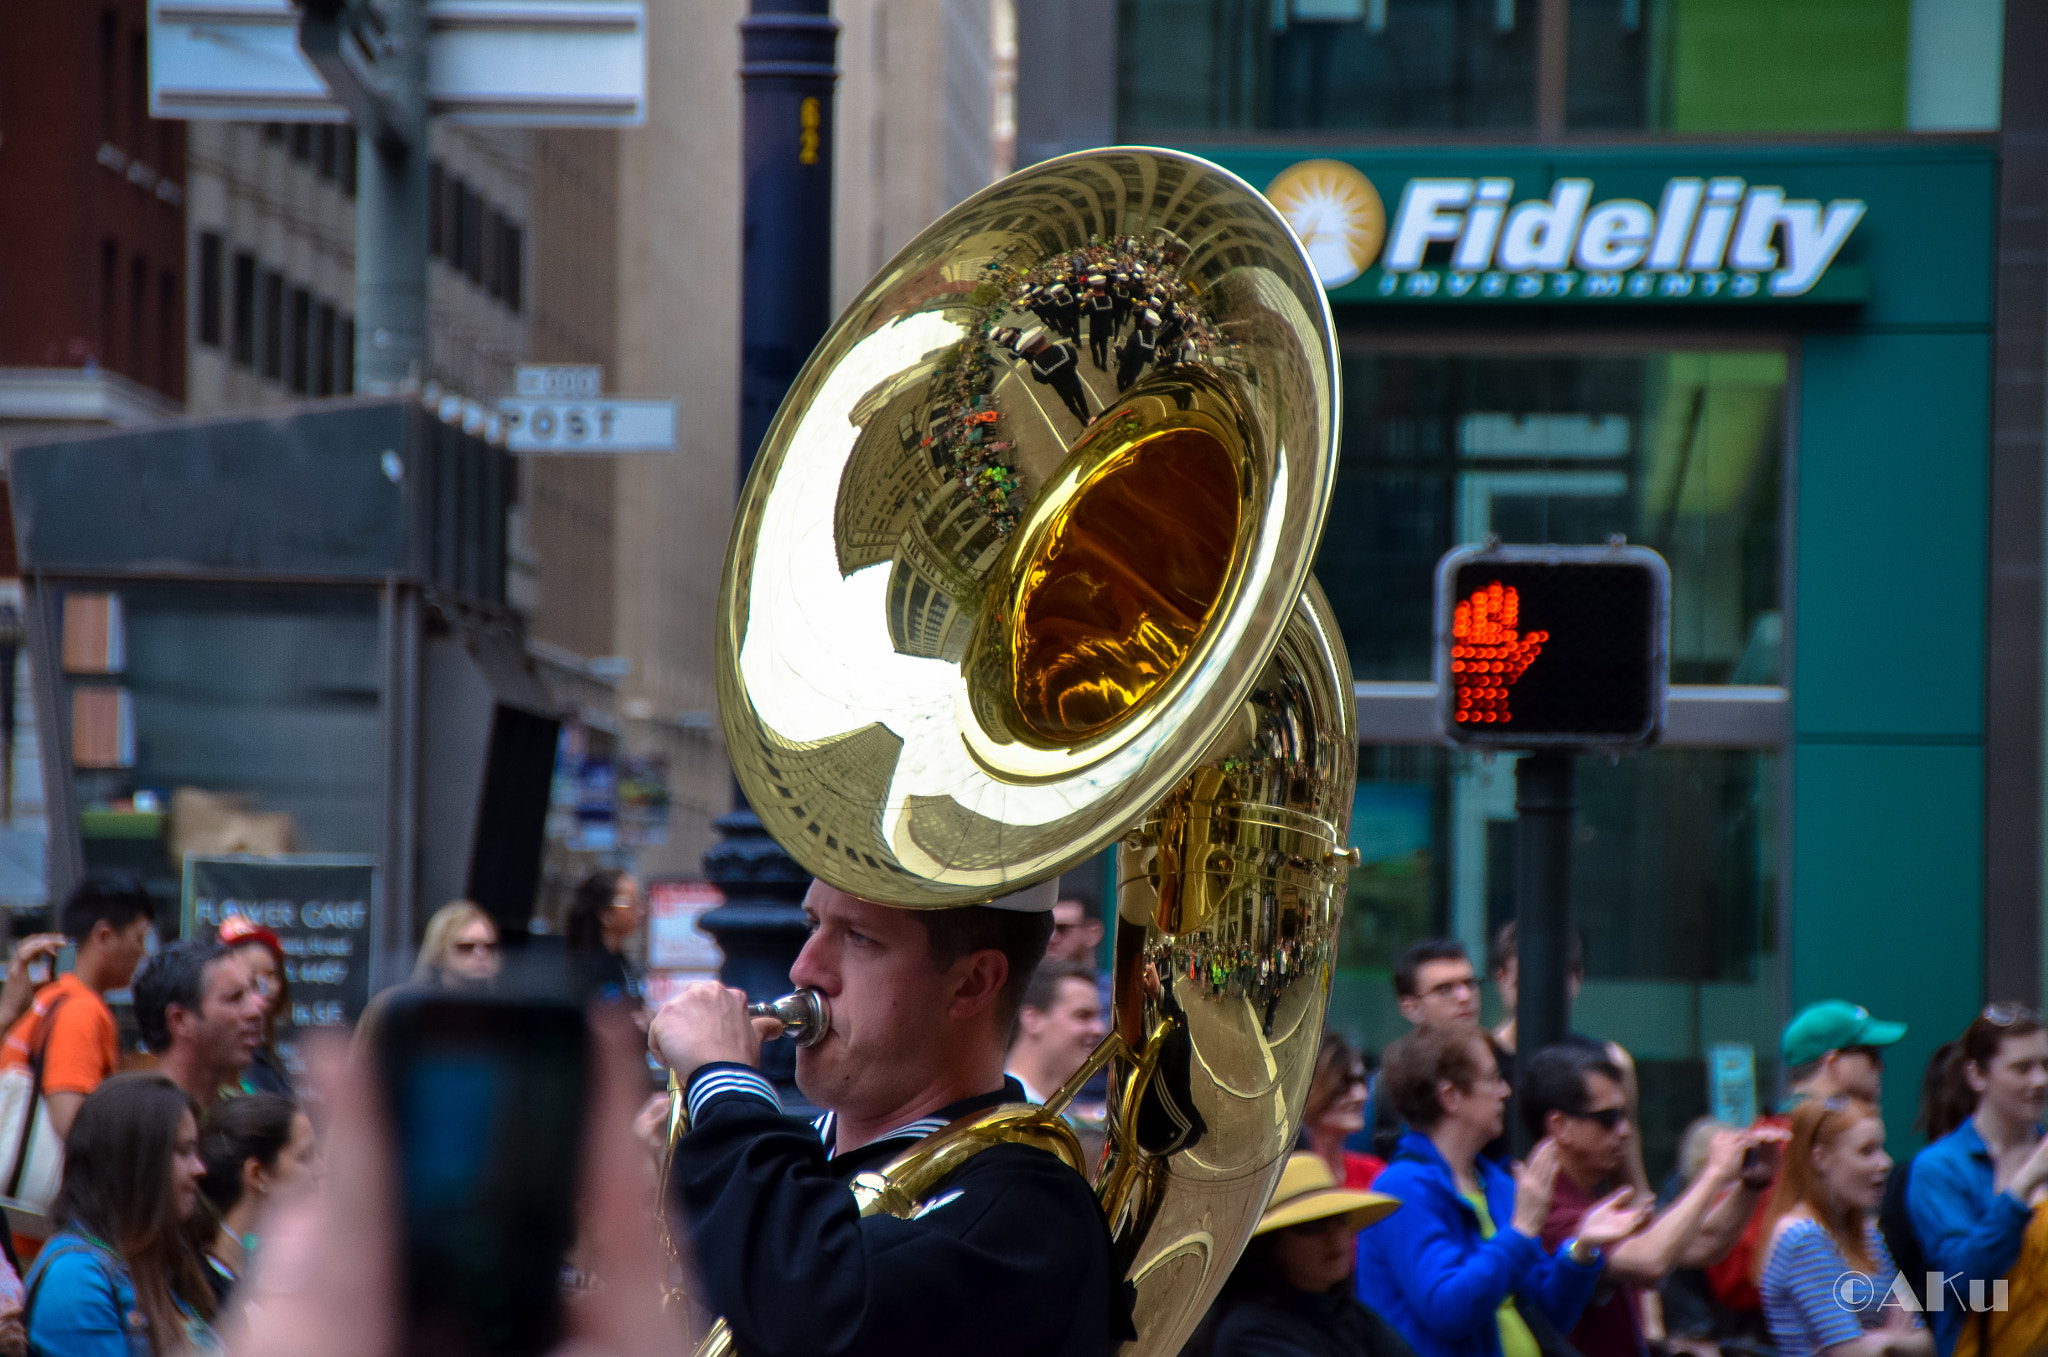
[696,0,839,1096]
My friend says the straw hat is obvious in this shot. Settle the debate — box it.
[1251,1152,1400,1236]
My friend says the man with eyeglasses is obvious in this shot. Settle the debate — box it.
[1522,1043,1784,1357]
[1361,940,1513,1161]
[1706,999,1907,1316]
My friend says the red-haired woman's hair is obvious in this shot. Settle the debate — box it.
[1755,1096,1882,1281]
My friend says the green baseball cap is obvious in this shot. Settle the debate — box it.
[1781,1000,1908,1068]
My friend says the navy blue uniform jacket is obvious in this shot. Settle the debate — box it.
[670,1065,1132,1357]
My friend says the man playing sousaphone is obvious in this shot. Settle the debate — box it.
[649,878,1134,1356]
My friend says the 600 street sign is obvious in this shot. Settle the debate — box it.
[500,397,677,453]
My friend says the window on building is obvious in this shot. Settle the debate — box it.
[1120,0,1536,132]
[338,316,355,394]
[99,240,118,366]
[230,252,256,368]
[290,124,312,162]
[261,270,285,381]
[501,222,523,313]
[159,270,178,393]
[197,234,223,348]
[314,301,337,397]
[429,162,445,258]
[463,186,485,285]
[129,256,147,381]
[263,122,286,144]
[340,126,358,197]
[98,11,118,146]
[315,125,337,180]
[484,208,505,299]
[1117,0,2004,135]
[1326,350,1784,683]
[286,286,311,394]
[63,582,387,864]
[127,29,146,158]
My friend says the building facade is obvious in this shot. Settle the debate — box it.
[1011,0,2042,1170]
[0,0,187,433]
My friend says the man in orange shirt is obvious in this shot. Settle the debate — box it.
[0,875,156,1258]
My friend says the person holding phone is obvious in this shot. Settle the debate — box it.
[0,935,66,1040]
[22,1074,218,1357]
[1,876,157,1265]
[0,877,155,1144]
[650,879,1133,1357]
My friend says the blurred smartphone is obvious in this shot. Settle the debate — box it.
[27,943,73,987]
[373,991,591,1357]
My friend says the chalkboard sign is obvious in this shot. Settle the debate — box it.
[181,855,377,1030]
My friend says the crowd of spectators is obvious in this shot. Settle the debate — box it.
[1,870,2038,1357]
[1157,921,2047,1357]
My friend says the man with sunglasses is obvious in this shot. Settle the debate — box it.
[1706,999,1907,1316]
[1522,1044,1784,1357]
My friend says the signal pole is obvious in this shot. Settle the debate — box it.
[1514,751,1575,1073]
[298,0,432,392]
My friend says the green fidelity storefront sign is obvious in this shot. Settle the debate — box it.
[1207,145,1935,306]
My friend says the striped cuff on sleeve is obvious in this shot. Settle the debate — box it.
[685,1063,782,1122]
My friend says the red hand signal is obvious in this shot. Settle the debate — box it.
[1451,582,1547,725]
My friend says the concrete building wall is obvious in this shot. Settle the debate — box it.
[835,0,1001,310]
[523,129,622,664]
[608,0,748,880]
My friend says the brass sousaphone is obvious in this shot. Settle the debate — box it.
[698,148,1357,1355]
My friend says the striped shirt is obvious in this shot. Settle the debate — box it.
[1761,1218,1906,1357]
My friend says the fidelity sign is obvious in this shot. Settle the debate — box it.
[1262,161,1867,303]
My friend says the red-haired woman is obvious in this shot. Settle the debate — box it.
[218,916,292,1097]
[1757,1097,1929,1357]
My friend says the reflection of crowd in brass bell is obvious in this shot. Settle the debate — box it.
[993,233,1220,408]
[922,234,1221,541]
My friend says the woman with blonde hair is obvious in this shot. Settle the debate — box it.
[1757,1096,1929,1357]
[412,901,499,989]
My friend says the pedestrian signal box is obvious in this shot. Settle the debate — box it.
[1433,543,1670,748]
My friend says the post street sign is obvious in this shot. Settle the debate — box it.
[150,0,647,125]
[499,397,677,453]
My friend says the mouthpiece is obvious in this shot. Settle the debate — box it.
[748,989,829,1047]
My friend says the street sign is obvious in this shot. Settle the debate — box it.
[516,364,602,398]
[150,0,647,125]
[499,397,677,453]
[1433,542,1670,747]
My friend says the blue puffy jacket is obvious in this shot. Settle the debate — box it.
[1355,1132,1602,1357]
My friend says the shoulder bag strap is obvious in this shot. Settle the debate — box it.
[7,993,70,1198]
[23,1234,104,1319]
